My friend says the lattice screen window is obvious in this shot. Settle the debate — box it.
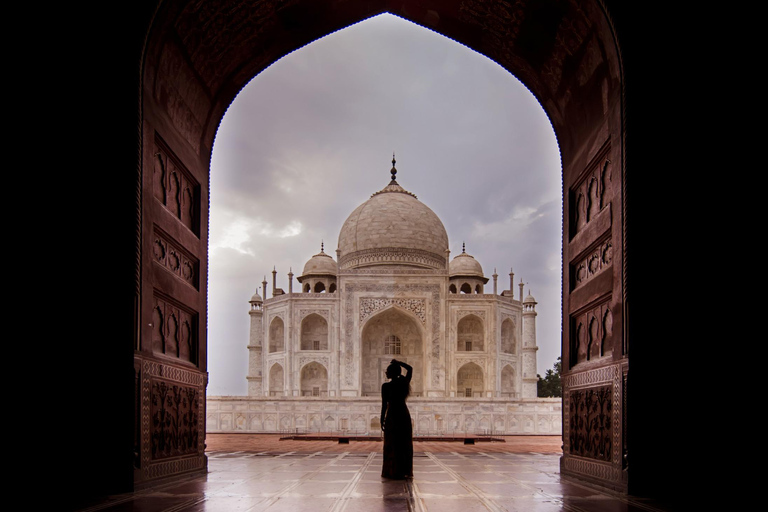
[465,341,472,351]
[384,335,401,355]
[313,340,320,350]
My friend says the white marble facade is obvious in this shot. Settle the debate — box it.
[210,162,560,435]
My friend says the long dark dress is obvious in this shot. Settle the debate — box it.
[381,368,413,479]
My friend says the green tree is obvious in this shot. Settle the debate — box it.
[537,357,562,397]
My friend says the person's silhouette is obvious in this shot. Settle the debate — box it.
[380,359,413,479]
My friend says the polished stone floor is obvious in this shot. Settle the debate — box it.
[75,448,675,512]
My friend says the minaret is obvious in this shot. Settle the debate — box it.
[521,289,539,398]
[246,287,264,396]
[272,267,277,298]
[519,278,524,302]
[493,268,498,295]
[262,276,268,300]
[287,268,294,294]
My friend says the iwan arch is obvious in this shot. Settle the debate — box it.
[70,0,687,508]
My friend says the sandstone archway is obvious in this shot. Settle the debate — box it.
[58,1,697,505]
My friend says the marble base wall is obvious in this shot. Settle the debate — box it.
[206,396,561,435]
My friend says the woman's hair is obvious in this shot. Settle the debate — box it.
[386,361,411,399]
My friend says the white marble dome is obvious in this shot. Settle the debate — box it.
[337,169,448,270]
[301,247,337,276]
[449,251,484,278]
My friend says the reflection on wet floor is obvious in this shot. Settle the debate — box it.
[75,451,673,511]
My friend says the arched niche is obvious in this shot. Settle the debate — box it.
[457,314,484,351]
[301,313,328,350]
[361,307,423,396]
[457,362,484,397]
[501,364,516,397]
[269,363,284,397]
[314,282,326,293]
[300,362,328,397]
[269,317,284,353]
[501,318,517,354]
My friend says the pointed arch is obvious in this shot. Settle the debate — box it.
[269,317,284,353]
[501,318,517,354]
[457,314,484,351]
[268,363,284,397]
[300,313,328,350]
[300,361,328,397]
[457,362,484,397]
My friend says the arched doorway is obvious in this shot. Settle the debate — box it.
[360,307,423,396]
[58,1,697,507]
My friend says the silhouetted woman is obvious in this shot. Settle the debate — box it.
[380,359,413,479]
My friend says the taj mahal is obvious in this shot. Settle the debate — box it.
[206,158,561,435]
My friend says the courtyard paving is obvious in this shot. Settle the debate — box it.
[74,434,676,512]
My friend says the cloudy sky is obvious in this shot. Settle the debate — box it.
[207,13,562,396]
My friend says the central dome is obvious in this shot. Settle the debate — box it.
[337,160,448,270]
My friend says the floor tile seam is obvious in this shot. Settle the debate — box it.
[424,452,505,512]
[328,452,377,512]
[256,451,350,506]
[454,451,562,495]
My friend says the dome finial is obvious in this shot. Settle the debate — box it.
[321,240,324,253]
[390,152,397,182]
[462,242,466,254]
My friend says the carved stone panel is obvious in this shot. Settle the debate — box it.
[571,236,612,290]
[153,134,200,236]
[150,379,200,460]
[568,385,612,462]
[152,227,199,289]
[569,151,612,239]
[570,298,612,368]
[151,294,198,365]
[360,298,426,325]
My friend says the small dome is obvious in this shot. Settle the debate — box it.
[524,291,537,303]
[301,245,337,277]
[449,250,484,278]
[249,290,263,303]
[337,159,448,270]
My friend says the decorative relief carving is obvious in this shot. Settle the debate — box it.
[344,283,441,387]
[152,227,199,289]
[339,247,445,270]
[298,309,329,321]
[570,148,612,239]
[297,355,330,370]
[150,379,200,460]
[568,385,612,462]
[139,359,205,479]
[153,134,200,236]
[151,295,198,365]
[457,310,486,321]
[570,298,612,367]
[360,298,426,325]
[572,237,612,290]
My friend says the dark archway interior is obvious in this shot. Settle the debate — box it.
[51,1,705,510]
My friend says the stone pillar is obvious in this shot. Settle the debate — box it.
[288,269,294,294]
[518,279,524,302]
[247,290,264,396]
[521,292,538,398]
[493,269,498,295]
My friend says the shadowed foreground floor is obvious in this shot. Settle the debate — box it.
[75,434,676,511]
